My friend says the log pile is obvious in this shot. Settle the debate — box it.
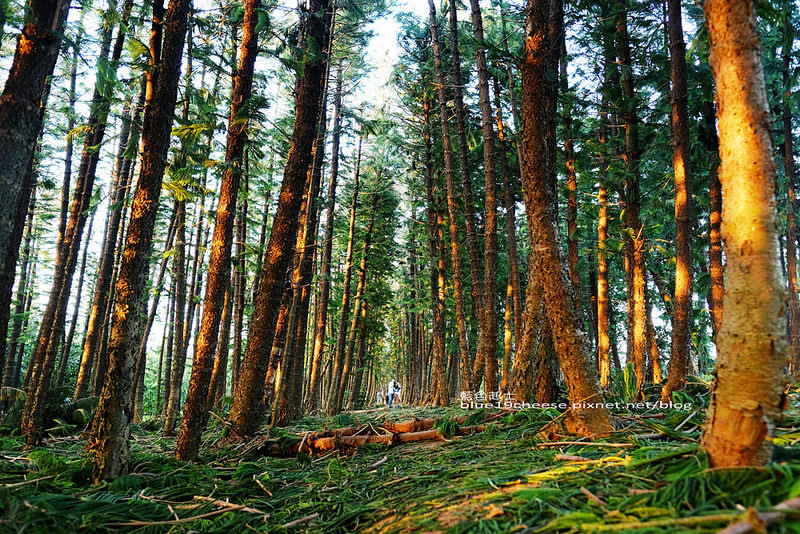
[239,415,493,457]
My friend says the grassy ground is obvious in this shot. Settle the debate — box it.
[3,385,800,533]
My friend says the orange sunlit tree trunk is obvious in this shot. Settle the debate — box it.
[86,0,193,481]
[700,0,790,468]
[228,0,331,437]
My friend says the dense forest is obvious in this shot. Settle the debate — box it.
[2,0,800,530]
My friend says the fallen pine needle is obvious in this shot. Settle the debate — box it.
[556,454,592,462]
[581,486,607,506]
[1,475,56,488]
[282,512,320,528]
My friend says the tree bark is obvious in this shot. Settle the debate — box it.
[86,0,192,481]
[228,0,331,437]
[662,0,694,401]
[448,0,484,358]
[177,0,262,460]
[615,0,648,394]
[700,0,790,468]
[468,0,499,396]
[428,0,471,394]
[781,8,800,380]
[307,64,343,411]
[327,134,362,413]
[521,0,613,436]
[0,0,71,376]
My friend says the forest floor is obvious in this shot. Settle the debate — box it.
[4,381,800,533]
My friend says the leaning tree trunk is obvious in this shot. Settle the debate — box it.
[521,0,613,436]
[177,0,262,461]
[662,0,694,401]
[86,0,192,482]
[700,0,790,468]
[21,0,137,446]
[0,0,71,376]
[228,0,331,438]
[74,77,146,400]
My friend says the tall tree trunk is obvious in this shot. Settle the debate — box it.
[700,0,789,468]
[662,0,694,400]
[468,0,499,396]
[177,0,262,460]
[428,0,471,394]
[307,64,343,411]
[74,77,145,399]
[493,73,522,355]
[2,192,35,387]
[561,34,580,301]
[0,0,71,376]
[615,0,647,394]
[521,0,613,436]
[781,9,800,380]
[704,101,724,339]
[86,0,192,481]
[22,0,136,446]
[228,0,331,437]
[423,92,448,406]
[448,0,484,361]
[164,200,186,436]
[327,134,362,413]
[332,214,375,413]
[56,207,96,387]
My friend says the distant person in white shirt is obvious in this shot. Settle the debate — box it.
[376,389,384,405]
[387,378,401,407]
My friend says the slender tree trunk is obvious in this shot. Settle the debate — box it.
[781,9,800,380]
[22,0,137,446]
[327,134,362,412]
[428,0,471,395]
[561,34,580,301]
[468,0,499,396]
[521,0,613,436]
[700,0,789,467]
[423,92,448,406]
[56,208,95,387]
[75,77,146,399]
[163,200,187,435]
[177,0,262,460]
[704,100,724,340]
[2,193,35,387]
[333,215,375,413]
[615,0,647,394]
[87,0,192,481]
[307,65,343,411]
[493,73,522,358]
[448,0,484,361]
[662,0,694,400]
[229,0,331,437]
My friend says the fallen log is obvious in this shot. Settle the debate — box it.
[251,423,488,457]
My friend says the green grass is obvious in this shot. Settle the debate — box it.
[2,395,800,533]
